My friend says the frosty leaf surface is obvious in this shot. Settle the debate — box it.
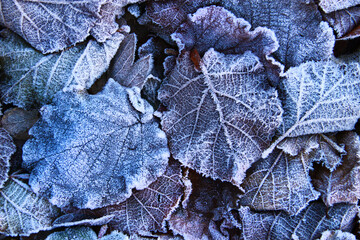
[0,30,123,109]
[158,48,282,185]
[172,6,278,59]
[223,0,335,67]
[263,60,360,158]
[0,179,61,236]
[45,227,97,240]
[22,79,169,209]
[239,149,320,215]
[324,7,360,38]
[318,230,356,240]
[312,132,360,206]
[95,160,183,234]
[239,202,358,240]
[110,34,153,88]
[101,231,129,240]
[0,128,16,187]
[319,0,360,13]
[0,0,108,53]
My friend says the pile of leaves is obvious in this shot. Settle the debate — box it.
[1,0,360,239]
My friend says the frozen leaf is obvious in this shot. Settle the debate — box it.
[239,149,320,215]
[22,79,170,209]
[223,0,335,67]
[311,132,360,206]
[324,7,360,38]
[340,25,360,40]
[239,202,358,240]
[263,60,360,158]
[95,160,183,235]
[102,231,129,240]
[0,30,123,109]
[319,0,360,13]
[110,34,153,88]
[0,0,120,53]
[45,227,97,240]
[0,178,61,236]
[172,6,278,59]
[0,128,16,187]
[158,49,282,185]
[52,212,114,228]
[142,75,162,107]
[1,108,39,140]
[317,230,356,240]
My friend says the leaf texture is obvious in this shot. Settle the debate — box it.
[311,132,360,206]
[0,179,61,236]
[239,202,358,240]
[263,60,360,158]
[319,0,360,13]
[172,6,278,59]
[323,7,360,38]
[0,30,123,109]
[22,79,170,209]
[0,128,16,187]
[222,0,335,67]
[239,149,320,215]
[318,230,356,240]
[158,49,282,185]
[45,227,97,240]
[95,160,183,235]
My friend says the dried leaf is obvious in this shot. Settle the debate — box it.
[0,128,16,187]
[340,25,360,40]
[172,6,278,59]
[158,49,282,185]
[110,34,153,88]
[312,132,360,206]
[1,108,39,140]
[239,149,320,215]
[95,160,183,235]
[45,227,97,240]
[263,60,360,158]
[323,7,360,38]
[239,202,358,240]
[223,0,335,67]
[317,230,356,240]
[0,178,61,236]
[22,79,170,209]
[0,30,123,109]
[319,0,360,13]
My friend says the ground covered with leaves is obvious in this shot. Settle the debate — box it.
[0,0,360,239]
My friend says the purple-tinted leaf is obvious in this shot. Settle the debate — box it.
[263,60,360,158]
[0,178,61,236]
[312,132,360,206]
[324,7,360,38]
[0,128,16,187]
[239,149,320,215]
[223,0,335,67]
[340,25,360,40]
[172,6,278,59]
[319,0,360,13]
[239,202,358,240]
[22,79,169,209]
[317,230,356,240]
[94,160,183,235]
[0,30,123,109]
[158,49,282,185]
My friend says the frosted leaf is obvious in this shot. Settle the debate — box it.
[172,6,279,59]
[323,7,360,38]
[158,49,282,185]
[223,0,335,67]
[317,230,356,240]
[22,79,169,209]
[312,132,360,206]
[0,128,16,187]
[45,227,97,240]
[239,202,358,240]
[0,30,123,109]
[110,34,153,89]
[0,178,61,236]
[52,214,114,228]
[101,231,129,240]
[94,160,183,235]
[0,0,121,53]
[239,149,320,215]
[319,0,360,13]
[263,60,360,158]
